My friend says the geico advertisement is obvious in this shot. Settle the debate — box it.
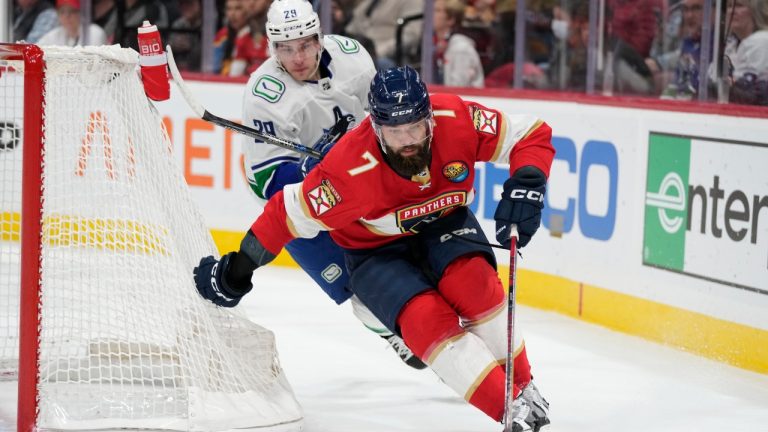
[644,133,768,293]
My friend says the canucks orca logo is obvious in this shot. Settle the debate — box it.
[317,106,355,142]
[442,161,469,183]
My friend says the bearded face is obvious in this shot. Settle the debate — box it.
[377,118,434,178]
[384,139,432,177]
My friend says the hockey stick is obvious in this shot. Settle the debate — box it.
[165,45,322,159]
[502,224,519,432]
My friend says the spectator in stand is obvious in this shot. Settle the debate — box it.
[93,0,116,44]
[344,0,425,69]
[603,0,661,95]
[117,0,170,51]
[464,0,497,28]
[13,0,58,43]
[229,0,271,76]
[433,0,484,87]
[608,0,665,59]
[460,0,499,74]
[545,0,653,94]
[545,0,591,90]
[331,0,352,34]
[541,0,654,94]
[724,0,768,105]
[649,0,684,61]
[324,0,378,65]
[213,0,250,75]
[646,0,710,99]
[38,0,108,46]
[490,0,557,74]
[169,0,203,71]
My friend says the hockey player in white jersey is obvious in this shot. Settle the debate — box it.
[240,0,426,369]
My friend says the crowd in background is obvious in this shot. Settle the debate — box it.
[11,0,768,106]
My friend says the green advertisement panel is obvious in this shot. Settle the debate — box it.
[644,134,691,271]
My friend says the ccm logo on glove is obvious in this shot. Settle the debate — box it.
[509,189,545,202]
[209,261,235,302]
[493,166,547,249]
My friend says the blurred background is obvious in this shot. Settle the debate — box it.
[5,0,768,106]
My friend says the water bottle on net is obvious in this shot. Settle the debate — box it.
[137,20,170,101]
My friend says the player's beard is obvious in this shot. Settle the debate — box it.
[386,140,432,178]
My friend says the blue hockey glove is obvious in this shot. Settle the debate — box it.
[193,252,253,307]
[494,167,546,249]
[300,114,354,177]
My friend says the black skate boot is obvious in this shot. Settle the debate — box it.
[383,334,427,370]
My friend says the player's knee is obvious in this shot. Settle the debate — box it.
[438,253,505,319]
[397,290,463,361]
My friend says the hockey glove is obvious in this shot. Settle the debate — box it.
[300,114,354,177]
[494,166,546,249]
[193,252,253,307]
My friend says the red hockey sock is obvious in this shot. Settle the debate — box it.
[468,365,506,421]
[504,345,532,397]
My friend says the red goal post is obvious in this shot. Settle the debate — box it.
[0,43,302,432]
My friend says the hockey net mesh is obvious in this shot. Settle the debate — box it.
[0,45,302,431]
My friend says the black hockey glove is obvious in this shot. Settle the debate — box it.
[494,166,547,249]
[300,114,354,177]
[193,252,253,307]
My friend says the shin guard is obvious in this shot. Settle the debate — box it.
[437,254,532,394]
[398,291,504,421]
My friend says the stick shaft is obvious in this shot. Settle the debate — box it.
[165,45,321,159]
[503,225,519,432]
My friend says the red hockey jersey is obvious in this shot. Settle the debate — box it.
[252,93,554,253]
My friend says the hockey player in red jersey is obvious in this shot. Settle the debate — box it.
[194,66,554,431]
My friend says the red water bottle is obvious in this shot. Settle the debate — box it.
[137,20,170,101]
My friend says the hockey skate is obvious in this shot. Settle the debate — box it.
[383,334,428,370]
[521,380,550,431]
[505,381,550,432]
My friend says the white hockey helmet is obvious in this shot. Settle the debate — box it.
[266,0,323,53]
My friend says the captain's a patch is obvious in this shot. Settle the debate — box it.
[471,107,498,135]
[307,179,342,216]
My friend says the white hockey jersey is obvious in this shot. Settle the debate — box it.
[241,34,376,203]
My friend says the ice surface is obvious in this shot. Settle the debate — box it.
[1,265,767,432]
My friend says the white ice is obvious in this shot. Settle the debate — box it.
[2,265,767,432]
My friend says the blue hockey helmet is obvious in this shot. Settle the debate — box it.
[368,66,431,127]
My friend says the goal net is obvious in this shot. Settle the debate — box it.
[0,44,303,431]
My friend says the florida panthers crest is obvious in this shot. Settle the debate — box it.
[307,179,342,216]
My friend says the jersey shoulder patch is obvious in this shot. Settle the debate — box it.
[327,35,360,54]
[470,106,498,135]
[252,74,286,103]
[307,179,342,216]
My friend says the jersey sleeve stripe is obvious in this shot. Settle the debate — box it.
[250,155,300,171]
[433,109,457,117]
[489,114,541,163]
